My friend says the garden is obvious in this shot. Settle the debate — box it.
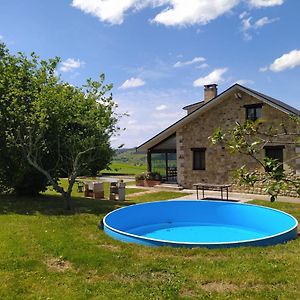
[0,187,300,299]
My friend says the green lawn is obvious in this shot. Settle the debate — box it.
[101,162,147,175]
[0,193,299,299]
[45,178,146,198]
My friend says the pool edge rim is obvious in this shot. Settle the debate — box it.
[103,199,299,247]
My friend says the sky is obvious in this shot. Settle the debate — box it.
[0,0,300,148]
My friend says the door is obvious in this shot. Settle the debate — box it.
[166,152,177,182]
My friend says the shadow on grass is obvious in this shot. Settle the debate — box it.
[0,194,133,216]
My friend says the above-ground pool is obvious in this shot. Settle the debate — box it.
[103,200,298,248]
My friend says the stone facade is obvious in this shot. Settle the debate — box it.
[138,84,300,197]
[177,91,298,193]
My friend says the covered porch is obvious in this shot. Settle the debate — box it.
[146,134,177,183]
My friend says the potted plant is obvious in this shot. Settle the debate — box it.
[144,171,162,187]
[135,172,162,187]
[135,173,146,186]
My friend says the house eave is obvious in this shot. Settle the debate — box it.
[136,85,240,152]
[136,83,300,152]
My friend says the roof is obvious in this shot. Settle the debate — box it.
[242,85,300,116]
[182,100,204,110]
[136,83,300,152]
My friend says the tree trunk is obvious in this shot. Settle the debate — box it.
[63,191,73,211]
[26,155,78,210]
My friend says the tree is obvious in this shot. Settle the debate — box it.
[210,118,300,201]
[0,43,119,209]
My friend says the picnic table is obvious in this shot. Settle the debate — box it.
[193,183,232,200]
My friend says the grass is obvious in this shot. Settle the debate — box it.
[101,162,147,175]
[0,191,299,299]
[127,191,191,203]
[45,178,146,198]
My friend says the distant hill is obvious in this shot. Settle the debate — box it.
[100,148,147,175]
[113,148,146,166]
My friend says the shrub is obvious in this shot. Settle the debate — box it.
[135,172,161,181]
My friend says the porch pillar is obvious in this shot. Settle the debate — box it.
[176,129,184,186]
[147,150,152,172]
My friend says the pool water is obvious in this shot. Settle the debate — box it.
[130,223,266,243]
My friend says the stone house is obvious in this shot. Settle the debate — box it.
[136,83,300,192]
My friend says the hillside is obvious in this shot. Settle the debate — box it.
[113,148,146,166]
[100,148,147,175]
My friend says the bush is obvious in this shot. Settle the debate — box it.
[135,172,161,181]
[135,173,146,181]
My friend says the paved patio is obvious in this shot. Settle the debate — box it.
[128,184,300,204]
[175,189,300,204]
[99,176,300,204]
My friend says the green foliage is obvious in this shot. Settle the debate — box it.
[0,43,119,203]
[233,166,258,186]
[135,172,162,181]
[209,127,225,145]
[227,121,262,155]
[211,118,300,201]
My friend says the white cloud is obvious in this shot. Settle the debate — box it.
[155,104,167,111]
[152,111,182,120]
[248,0,284,8]
[269,49,300,72]
[152,0,239,27]
[196,63,209,69]
[193,68,228,87]
[173,56,206,68]
[113,88,198,147]
[240,14,278,40]
[259,66,268,72]
[119,77,146,89]
[254,16,279,28]
[60,58,84,72]
[72,0,239,27]
[0,35,3,40]
[71,0,283,28]
[71,0,138,25]
[241,17,252,31]
[239,11,249,19]
[235,79,254,85]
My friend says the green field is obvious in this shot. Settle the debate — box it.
[113,148,146,165]
[101,162,147,175]
[0,186,300,299]
[100,148,147,175]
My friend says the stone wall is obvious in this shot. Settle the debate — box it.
[178,91,298,194]
[230,172,300,198]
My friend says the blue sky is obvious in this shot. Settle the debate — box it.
[1,0,300,148]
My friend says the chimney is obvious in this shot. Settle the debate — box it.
[204,84,218,102]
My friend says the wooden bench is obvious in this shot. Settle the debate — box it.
[193,183,232,200]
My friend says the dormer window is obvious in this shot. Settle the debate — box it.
[244,104,263,121]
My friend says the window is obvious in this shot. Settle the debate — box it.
[245,104,263,121]
[192,148,206,170]
[264,146,284,171]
